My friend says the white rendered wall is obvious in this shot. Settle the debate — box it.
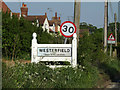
[42,18,49,33]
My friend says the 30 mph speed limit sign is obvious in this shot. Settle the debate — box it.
[60,21,76,38]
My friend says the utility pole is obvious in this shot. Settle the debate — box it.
[74,0,80,46]
[104,0,108,53]
[114,13,117,57]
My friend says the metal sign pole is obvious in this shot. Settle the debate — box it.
[64,38,67,44]
[110,44,112,57]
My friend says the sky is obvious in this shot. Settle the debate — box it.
[4,1,119,28]
[118,1,120,22]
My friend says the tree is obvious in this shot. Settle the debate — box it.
[2,12,64,60]
[80,22,97,33]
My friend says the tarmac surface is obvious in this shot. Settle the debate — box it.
[106,83,120,88]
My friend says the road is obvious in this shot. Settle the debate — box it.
[106,83,120,88]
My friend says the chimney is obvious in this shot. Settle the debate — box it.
[24,4,27,7]
[55,23,58,32]
[45,12,47,17]
[55,12,57,18]
[22,3,24,7]
[21,3,28,16]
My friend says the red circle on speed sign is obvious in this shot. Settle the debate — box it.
[60,21,76,38]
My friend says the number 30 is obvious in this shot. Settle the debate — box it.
[62,25,74,33]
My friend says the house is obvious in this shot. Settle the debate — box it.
[0,1,11,13]
[20,3,61,34]
[49,12,61,35]
[1,1,61,34]
[0,0,21,18]
[23,14,49,33]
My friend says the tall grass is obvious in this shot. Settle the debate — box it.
[2,62,99,88]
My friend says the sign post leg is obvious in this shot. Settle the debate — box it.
[31,33,37,63]
[72,33,77,68]
[110,44,112,57]
[64,38,67,44]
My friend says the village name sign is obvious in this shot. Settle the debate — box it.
[38,47,71,57]
[31,21,77,68]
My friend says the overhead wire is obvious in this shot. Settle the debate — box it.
[108,0,114,24]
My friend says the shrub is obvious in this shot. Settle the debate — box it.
[2,12,64,60]
[2,62,99,88]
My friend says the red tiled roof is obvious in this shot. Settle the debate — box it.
[1,1,11,13]
[48,20,61,26]
[0,1,61,30]
[48,20,54,26]
[12,12,20,17]
[24,15,46,25]
[51,18,61,25]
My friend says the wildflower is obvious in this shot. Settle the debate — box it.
[50,78,55,83]
[25,72,28,74]
[56,71,60,74]
[32,80,34,83]
[29,75,32,79]
[79,65,82,68]
[83,66,85,69]
[35,72,39,75]
[44,78,46,80]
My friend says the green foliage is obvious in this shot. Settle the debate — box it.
[2,12,34,60]
[2,62,99,88]
[78,24,120,84]
[108,22,120,33]
[2,12,120,88]
[80,22,97,33]
[78,28,107,65]
[108,22,120,58]
[2,12,64,60]
[99,59,120,82]
[78,32,96,63]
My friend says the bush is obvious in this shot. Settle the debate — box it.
[2,62,99,88]
[2,12,64,60]
[99,58,120,82]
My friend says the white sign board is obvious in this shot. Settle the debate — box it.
[31,33,77,68]
[108,41,115,44]
[38,47,71,57]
